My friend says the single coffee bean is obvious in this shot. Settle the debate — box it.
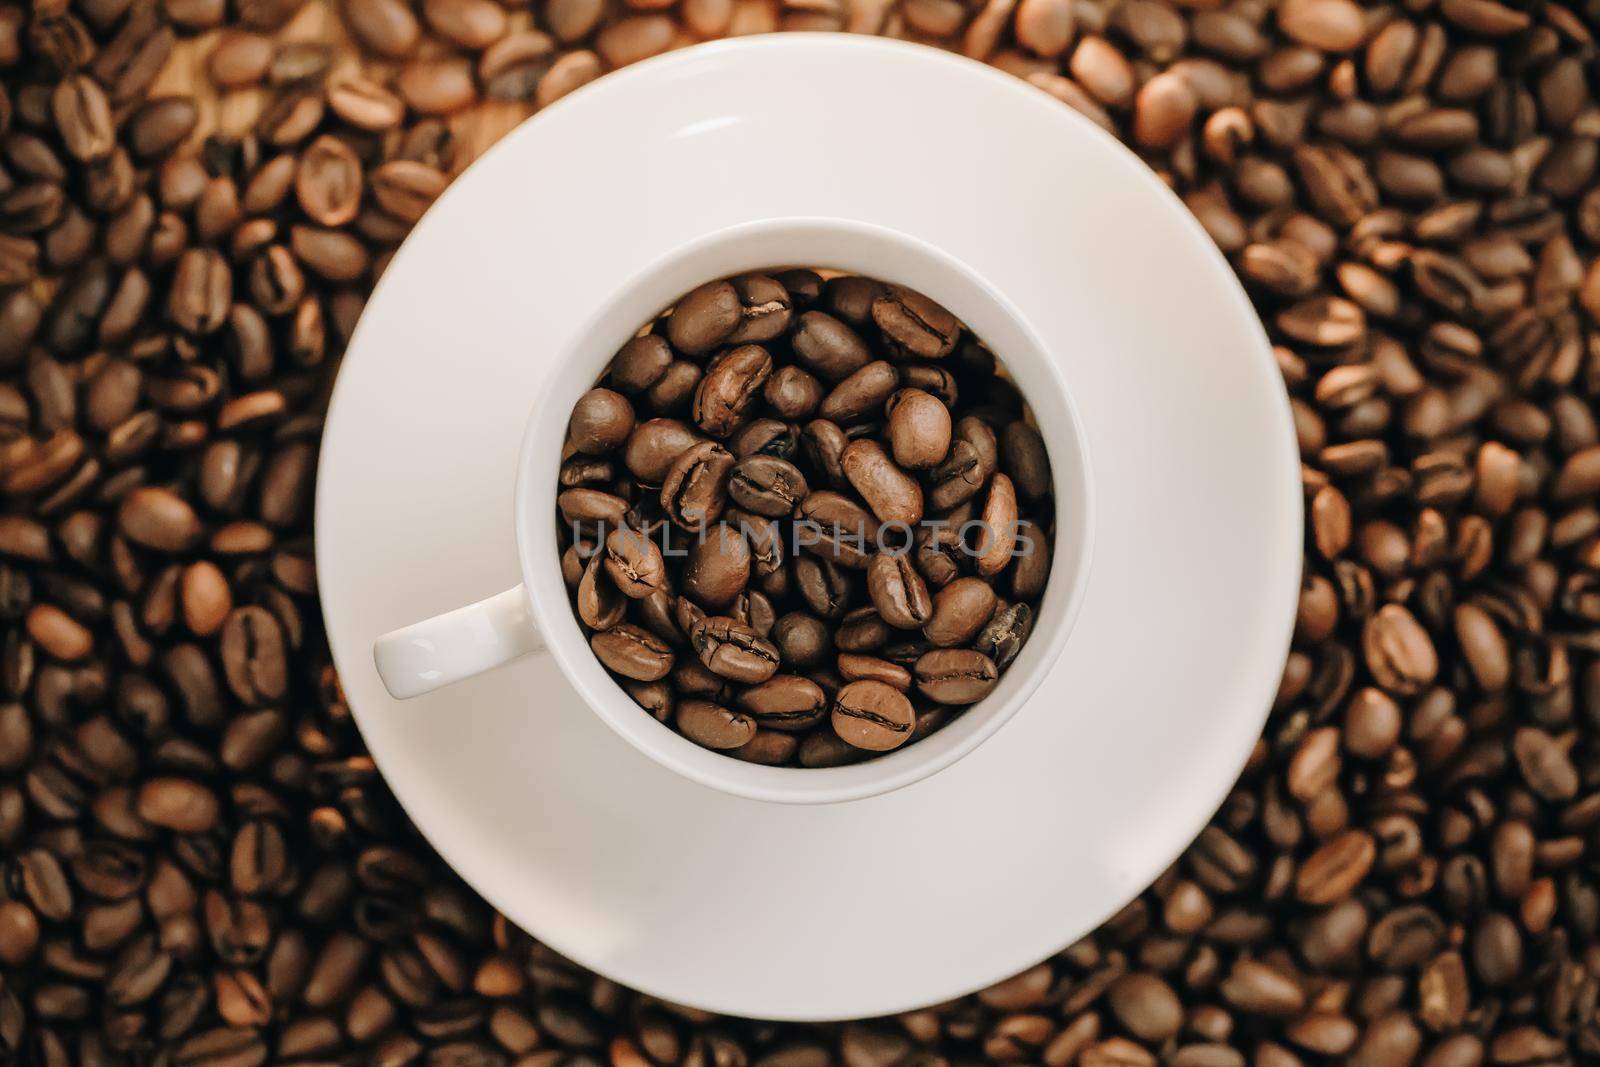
[771,611,829,669]
[1010,522,1052,599]
[609,335,674,395]
[125,96,198,159]
[167,248,231,335]
[343,0,421,56]
[676,699,756,749]
[661,441,734,532]
[479,30,557,100]
[626,418,701,484]
[1001,421,1052,499]
[728,455,808,518]
[792,311,872,382]
[603,526,665,599]
[914,648,999,704]
[801,418,850,487]
[726,273,792,345]
[764,365,824,420]
[842,439,924,526]
[872,284,960,358]
[693,344,772,438]
[796,491,874,568]
[975,474,1020,577]
[974,601,1033,669]
[295,135,362,227]
[590,624,673,681]
[887,388,952,469]
[730,729,799,765]
[135,777,219,832]
[569,388,635,455]
[831,679,915,751]
[737,675,827,731]
[326,76,406,133]
[690,615,779,684]
[647,360,701,412]
[578,553,626,629]
[928,440,988,511]
[923,577,998,648]
[866,553,933,629]
[51,75,114,162]
[666,280,740,356]
[395,57,478,115]
[837,653,912,690]
[1362,603,1438,695]
[558,488,628,525]
[819,360,899,424]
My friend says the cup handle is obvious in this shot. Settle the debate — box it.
[373,586,546,699]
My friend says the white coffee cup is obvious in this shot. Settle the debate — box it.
[372,217,1094,803]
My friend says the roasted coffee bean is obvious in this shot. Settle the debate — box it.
[772,611,829,669]
[395,56,478,115]
[914,648,999,704]
[324,77,404,134]
[610,334,674,395]
[975,601,1032,669]
[603,526,665,599]
[675,699,755,749]
[568,388,635,454]
[872,285,960,358]
[928,440,988,511]
[590,624,673,681]
[764,364,824,419]
[796,490,874,568]
[842,439,923,526]
[737,675,827,731]
[344,0,421,56]
[689,615,778,684]
[819,360,899,424]
[792,310,872,382]
[923,577,998,648]
[295,135,362,226]
[577,554,626,629]
[887,388,952,469]
[207,31,273,88]
[837,652,912,690]
[728,455,808,518]
[801,417,850,486]
[646,359,700,412]
[975,474,1020,577]
[693,344,772,438]
[661,441,733,532]
[666,280,740,356]
[866,553,933,629]
[626,418,701,484]
[51,75,114,162]
[726,273,792,344]
[831,679,915,750]
[167,249,231,335]
[125,97,198,160]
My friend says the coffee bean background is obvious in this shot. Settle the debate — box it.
[0,0,1598,1063]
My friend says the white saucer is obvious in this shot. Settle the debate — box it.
[315,35,1300,1021]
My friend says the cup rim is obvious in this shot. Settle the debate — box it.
[513,216,1095,804]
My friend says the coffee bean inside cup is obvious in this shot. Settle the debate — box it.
[558,271,1056,764]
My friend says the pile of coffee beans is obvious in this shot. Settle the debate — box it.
[0,0,1598,1061]
[556,272,1054,764]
